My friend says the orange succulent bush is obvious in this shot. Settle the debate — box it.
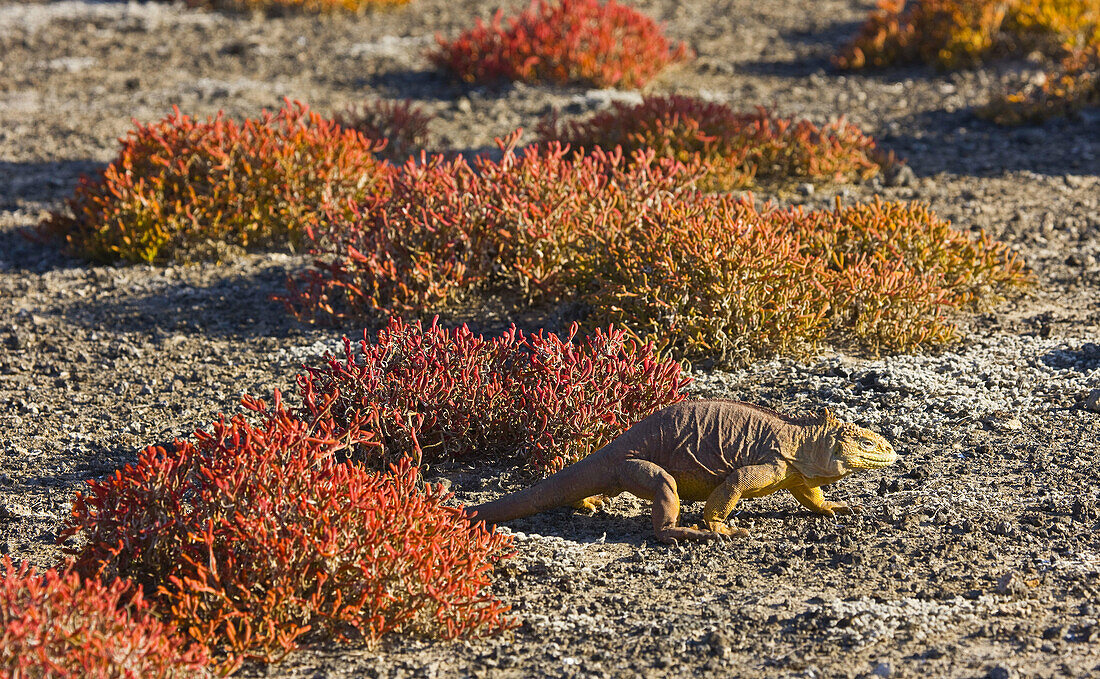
[41,100,392,263]
[432,0,692,88]
[289,140,1027,363]
[286,139,700,321]
[538,95,886,190]
[835,0,1100,69]
[981,44,1100,122]
[336,99,434,163]
[296,317,689,473]
[1,557,209,677]
[835,0,1008,69]
[62,396,513,669]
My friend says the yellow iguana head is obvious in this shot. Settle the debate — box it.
[826,411,897,471]
[788,409,898,480]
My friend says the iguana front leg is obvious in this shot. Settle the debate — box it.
[789,484,857,517]
[701,463,789,534]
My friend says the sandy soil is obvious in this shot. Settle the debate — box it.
[1,0,1099,677]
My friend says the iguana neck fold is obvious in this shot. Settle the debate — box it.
[784,419,845,481]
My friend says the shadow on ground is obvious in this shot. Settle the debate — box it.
[361,68,466,101]
[55,263,312,340]
[1040,343,1100,372]
[0,218,84,275]
[0,160,102,207]
[881,107,1100,178]
[734,17,876,78]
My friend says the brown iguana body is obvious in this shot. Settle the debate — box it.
[469,399,897,543]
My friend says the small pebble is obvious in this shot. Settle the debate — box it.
[885,164,915,187]
[995,571,1027,597]
[1084,389,1100,413]
[988,666,1013,679]
[705,630,731,657]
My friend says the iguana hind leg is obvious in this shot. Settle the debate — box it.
[572,495,611,512]
[617,460,732,543]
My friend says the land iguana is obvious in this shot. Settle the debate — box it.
[468,399,897,543]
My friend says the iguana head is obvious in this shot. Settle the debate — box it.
[828,418,897,471]
[791,410,897,479]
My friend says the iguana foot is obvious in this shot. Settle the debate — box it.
[656,525,742,543]
[822,501,860,516]
[572,495,611,513]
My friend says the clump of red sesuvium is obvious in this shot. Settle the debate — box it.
[62,395,514,671]
[287,137,1029,364]
[432,0,692,88]
[1,557,209,677]
[296,317,690,474]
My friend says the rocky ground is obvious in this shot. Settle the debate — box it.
[1,0,1098,677]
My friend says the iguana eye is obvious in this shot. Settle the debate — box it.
[859,439,875,451]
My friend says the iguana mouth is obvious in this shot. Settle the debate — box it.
[850,447,897,469]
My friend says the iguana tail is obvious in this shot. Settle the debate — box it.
[468,451,615,524]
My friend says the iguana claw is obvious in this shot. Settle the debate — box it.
[826,501,860,516]
[572,494,611,513]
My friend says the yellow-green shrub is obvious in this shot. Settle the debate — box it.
[981,44,1100,122]
[835,0,1100,69]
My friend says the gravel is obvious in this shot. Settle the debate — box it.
[1,0,1099,676]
